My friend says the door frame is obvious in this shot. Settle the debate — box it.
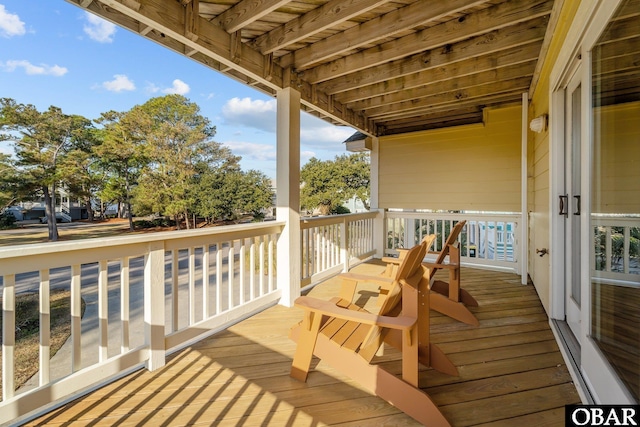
[549,0,635,404]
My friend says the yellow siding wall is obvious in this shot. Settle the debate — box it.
[378,106,521,212]
[527,0,581,313]
[593,102,640,214]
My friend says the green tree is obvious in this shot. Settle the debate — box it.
[0,153,37,211]
[94,108,151,230]
[131,95,222,229]
[300,153,370,215]
[194,168,273,222]
[0,98,96,241]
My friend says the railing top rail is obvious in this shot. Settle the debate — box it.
[384,211,521,221]
[592,215,640,226]
[300,211,377,228]
[0,221,285,274]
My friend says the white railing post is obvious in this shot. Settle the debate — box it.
[341,217,349,272]
[373,209,385,257]
[369,137,385,258]
[144,241,166,371]
[276,86,301,307]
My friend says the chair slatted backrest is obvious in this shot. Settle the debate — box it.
[358,235,435,360]
[434,220,466,266]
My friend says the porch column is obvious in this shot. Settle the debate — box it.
[369,137,385,257]
[276,87,301,307]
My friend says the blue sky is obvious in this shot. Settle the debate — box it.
[0,1,355,178]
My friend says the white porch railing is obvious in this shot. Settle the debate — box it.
[384,211,521,273]
[0,221,283,424]
[300,212,377,287]
[592,214,640,285]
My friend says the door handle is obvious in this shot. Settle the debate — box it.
[574,195,581,215]
[559,195,568,217]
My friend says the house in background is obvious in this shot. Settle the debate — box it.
[0,0,638,424]
[5,187,87,222]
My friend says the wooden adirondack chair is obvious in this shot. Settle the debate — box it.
[289,237,456,427]
[383,220,479,326]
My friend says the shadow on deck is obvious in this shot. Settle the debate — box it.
[25,261,580,426]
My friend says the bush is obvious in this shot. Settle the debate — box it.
[331,205,351,215]
[0,212,17,229]
[134,217,176,229]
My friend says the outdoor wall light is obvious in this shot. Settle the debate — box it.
[529,114,548,133]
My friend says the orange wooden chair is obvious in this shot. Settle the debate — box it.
[289,236,456,427]
[383,220,479,326]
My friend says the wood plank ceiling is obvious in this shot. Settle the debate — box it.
[69,0,557,136]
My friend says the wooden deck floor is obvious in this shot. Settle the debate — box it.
[25,262,581,426]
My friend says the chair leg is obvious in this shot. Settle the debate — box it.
[290,311,321,382]
[430,292,479,326]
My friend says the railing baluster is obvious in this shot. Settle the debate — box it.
[269,234,275,292]
[216,243,223,314]
[623,226,630,274]
[203,245,210,319]
[39,269,50,385]
[240,238,246,305]
[120,258,130,353]
[188,247,195,325]
[71,264,82,371]
[98,260,108,362]
[228,240,235,309]
[2,274,16,399]
[250,238,255,301]
[259,237,265,295]
[171,250,179,332]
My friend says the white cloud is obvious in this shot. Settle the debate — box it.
[162,79,190,95]
[83,12,116,43]
[145,82,160,94]
[102,74,135,92]
[222,140,276,162]
[0,5,25,38]
[1,60,67,76]
[222,97,277,133]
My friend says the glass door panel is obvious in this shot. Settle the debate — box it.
[590,0,640,402]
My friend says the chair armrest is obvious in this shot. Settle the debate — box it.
[294,296,415,330]
[381,256,401,265]
[422,262,459,270]
[338,272,395,285]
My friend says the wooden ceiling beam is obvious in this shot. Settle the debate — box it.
[316,18,548,95]
[302,0,553,83]
[376,93,523,124]
[381,107,483,128]
[77,0,369,134]
[252,0,389,55]
[337,47,540,104]
[364,77,531,119]
[348,63,535,111]
[212,0,291,33]
[287,0,486,70]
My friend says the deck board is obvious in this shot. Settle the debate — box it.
[24,263,581,426]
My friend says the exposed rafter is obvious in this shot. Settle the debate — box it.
[316,20,548,94]
[336,50,540,104]
[303,0,553,83]
[251,0,389,55]
[348,63,536,112]
[212,0,290,33]
[283,0,487,70]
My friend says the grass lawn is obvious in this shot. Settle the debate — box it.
[0,289,85,400]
